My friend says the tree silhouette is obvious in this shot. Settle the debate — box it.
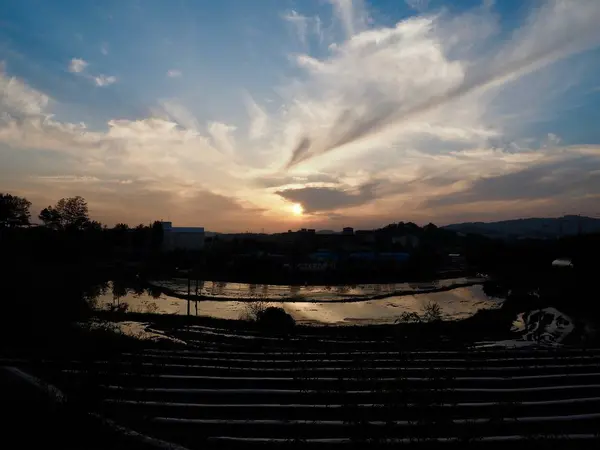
[39,196,90,230]
[151,220,164,250]
[0,193,31,227]
[85,220,103,231]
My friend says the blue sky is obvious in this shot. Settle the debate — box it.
[1,0,600,231]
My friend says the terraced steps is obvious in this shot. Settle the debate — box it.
[16,325,600,448]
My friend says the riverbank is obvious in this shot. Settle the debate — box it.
[85,305,518,350]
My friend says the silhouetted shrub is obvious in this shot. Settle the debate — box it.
[422,301,443,323]
[395,301,443,324]
[256,306,296,331]
[240,300,268,322]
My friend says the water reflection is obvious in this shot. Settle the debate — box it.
[151,276,483,302]
[513,307,575,345]
[91,283,501,325]
[478,306,595,349]
[87,320,186,344]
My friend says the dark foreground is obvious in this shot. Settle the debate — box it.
[3,322,600,449]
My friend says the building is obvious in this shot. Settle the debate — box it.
[395,234,420,249]
[317,230,337,235]
[355,229,376,243]
[161,222,205,251]
[342,227,354,235]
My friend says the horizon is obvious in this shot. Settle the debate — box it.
[2,0,600,233]
[193,212,600,234]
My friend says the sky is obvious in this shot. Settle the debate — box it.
[1,0,600,232]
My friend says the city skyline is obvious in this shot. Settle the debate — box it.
[1,0,600,232]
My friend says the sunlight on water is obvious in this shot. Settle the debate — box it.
[149,277,483,301]
[92,282,501,325]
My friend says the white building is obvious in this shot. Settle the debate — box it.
[161,222,205,251]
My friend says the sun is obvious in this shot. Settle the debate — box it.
[292,203,304,216]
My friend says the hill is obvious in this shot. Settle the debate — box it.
[443,215,600,239]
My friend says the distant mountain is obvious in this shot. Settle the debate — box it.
[443,216,600,239]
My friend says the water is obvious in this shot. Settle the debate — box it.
[91,282,501,325]
[476,307,581,348]
[150,276,484,302]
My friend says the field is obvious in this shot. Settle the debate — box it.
[4,318,600,449]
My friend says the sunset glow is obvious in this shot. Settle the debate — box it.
[292,203,304,216]
[1,0,600,231]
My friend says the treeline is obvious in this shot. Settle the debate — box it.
[1,193,165,263]
[1,193,169,348]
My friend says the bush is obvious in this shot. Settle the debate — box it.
[395,301,443,324]
[422,301,443,323]
[240,301,268,322]
[256,306,296,331]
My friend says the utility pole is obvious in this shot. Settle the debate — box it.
[187,274,191,317]
[195,276,199,316]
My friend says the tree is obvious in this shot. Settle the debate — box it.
[85,220,103,231]
[39,196,90,230]
[0,193,31,227]
[151,220,164,250]
[38,207,62,230]
[112,223,130,248]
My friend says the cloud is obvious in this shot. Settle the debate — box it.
[0,66,49,116]
[244,94,268,140]
[32,175,102,183]
[328,0,368,38]
[0,65,243,199]
[15,174,265,230]
[167,69,182,78]
[207,121,237,155]
[3,1,600,231]
[93,75,117,87]
[68,58,117,87]
[100,43,109,56]
[257,173,340,189]
[68,58,88,73]
[405,0,429,11]
[282,10,310,45]
[276,182,377,212]
[159,99,199,131]
[425,147,600,208]
[284,0,600,168]
[282,10,324,46]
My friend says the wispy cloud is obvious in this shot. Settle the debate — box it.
[3,0,600,230]
[207,121,237,155]
[282,10,326,46]
[68,57,117,87]
[159,99,199,131]
[93,75,117,86]
[328,0,369,38]
[285,0,600,168]
[244,94,268,140]
[405,0,429,12]
[68,58,88,73]
[282,10,310,45]
[100,43,109,55]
